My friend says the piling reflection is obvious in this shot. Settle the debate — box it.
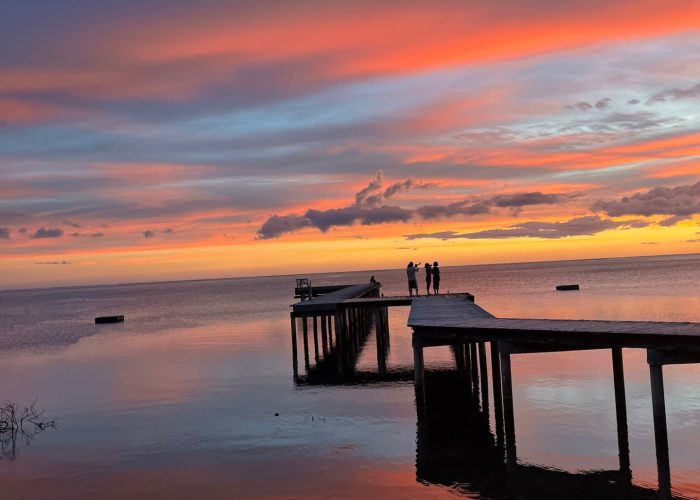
[291,305,395,385]
[416,370,660,499]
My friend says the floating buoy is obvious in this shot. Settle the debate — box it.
[556,284,580,291]
[95,315,124,324]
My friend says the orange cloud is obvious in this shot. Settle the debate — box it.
[4,2,699,104]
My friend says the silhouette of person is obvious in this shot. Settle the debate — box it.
[424,263,432,295]
[370,275,381,287]
[407,261,420,296]
[432,261,440,295]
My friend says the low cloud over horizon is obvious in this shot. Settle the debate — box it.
[406,182,700,241]
[405,215,646,240]
[257,171,576,239]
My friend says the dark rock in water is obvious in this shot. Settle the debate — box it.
[556,284,580,291]
[95,315,124,324]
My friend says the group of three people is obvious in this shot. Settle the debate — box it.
[406,261,440,297]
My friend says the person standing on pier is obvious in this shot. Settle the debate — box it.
[432,261,441,295]
[407,261,420,296]
[424,263,432,295]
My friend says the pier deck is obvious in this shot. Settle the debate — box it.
[291,283,380,313]
[409,296,700,351]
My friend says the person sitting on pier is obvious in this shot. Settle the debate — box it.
[424,263,432,295]
[407,261,420,296]
[432,261,440,295]
[370,275,381,287]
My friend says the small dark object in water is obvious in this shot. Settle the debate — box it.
[95,315,124,324]
[556,284,580,291]
[274,413,279,416]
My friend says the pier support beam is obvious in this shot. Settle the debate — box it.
[490,342,504,449]
[375,308,387,376]
[290,315,298,379]
[611,348,630,475]
[454,343,466,376]
[478,342,489,412]
[464,344,473,388]
[334,312,345,376]
[470,343,479,396]
[321,315,328,356]
[327,315,333,349]
[500,349,517,470]
[313,316,320,362]
[649,358,671,499]
[302,316,310,372]
[414,338,425,404]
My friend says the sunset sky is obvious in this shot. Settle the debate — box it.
[1,0,699,288]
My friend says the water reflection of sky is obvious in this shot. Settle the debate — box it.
[1,257,699,498]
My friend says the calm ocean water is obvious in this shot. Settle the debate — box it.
[1,254,699,498]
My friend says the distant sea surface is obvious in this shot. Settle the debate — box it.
[1,254,699,498]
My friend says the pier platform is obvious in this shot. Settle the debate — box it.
[288,282,700,498]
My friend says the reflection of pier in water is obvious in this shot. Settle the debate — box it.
[289,283,700,498]
[417,370,662,499]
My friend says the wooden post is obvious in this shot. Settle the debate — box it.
[321,314,328,356]
[649,361,671,499]
[327,315,333,349]
[611,347,630,475]
[383,307,390,349]
[464,343,473,388]
[290,315,298,379]
[375,308,386,376]
[500,351,517,470]
[414,338,425,404]
[302,316,310,372]
[343,308,353,371]
[312,315,320,362]
[470,343,479,397]
[354,308,361,352]
[478,342,489,412]
[455,343,466,374]
[334,312,345,376]
[491,342,504,449]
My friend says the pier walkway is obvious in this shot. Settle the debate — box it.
[289,282,700,498]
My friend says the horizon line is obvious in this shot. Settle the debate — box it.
[2,251,698,294]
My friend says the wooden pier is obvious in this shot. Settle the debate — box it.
[289,282,700,498]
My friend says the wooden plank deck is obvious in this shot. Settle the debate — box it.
[409,296,700,351]
[291,283,380,313]
[293,285,347,298]
[342,293,473,308]
[408,295,495,323]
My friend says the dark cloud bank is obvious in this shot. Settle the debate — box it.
[406,216,645,240]
[593,181,700,226]
[143,228,174,238]
[30,228,64,239]
[409,181,700,241]
[257,171,569,239]
[257,173,700,242]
